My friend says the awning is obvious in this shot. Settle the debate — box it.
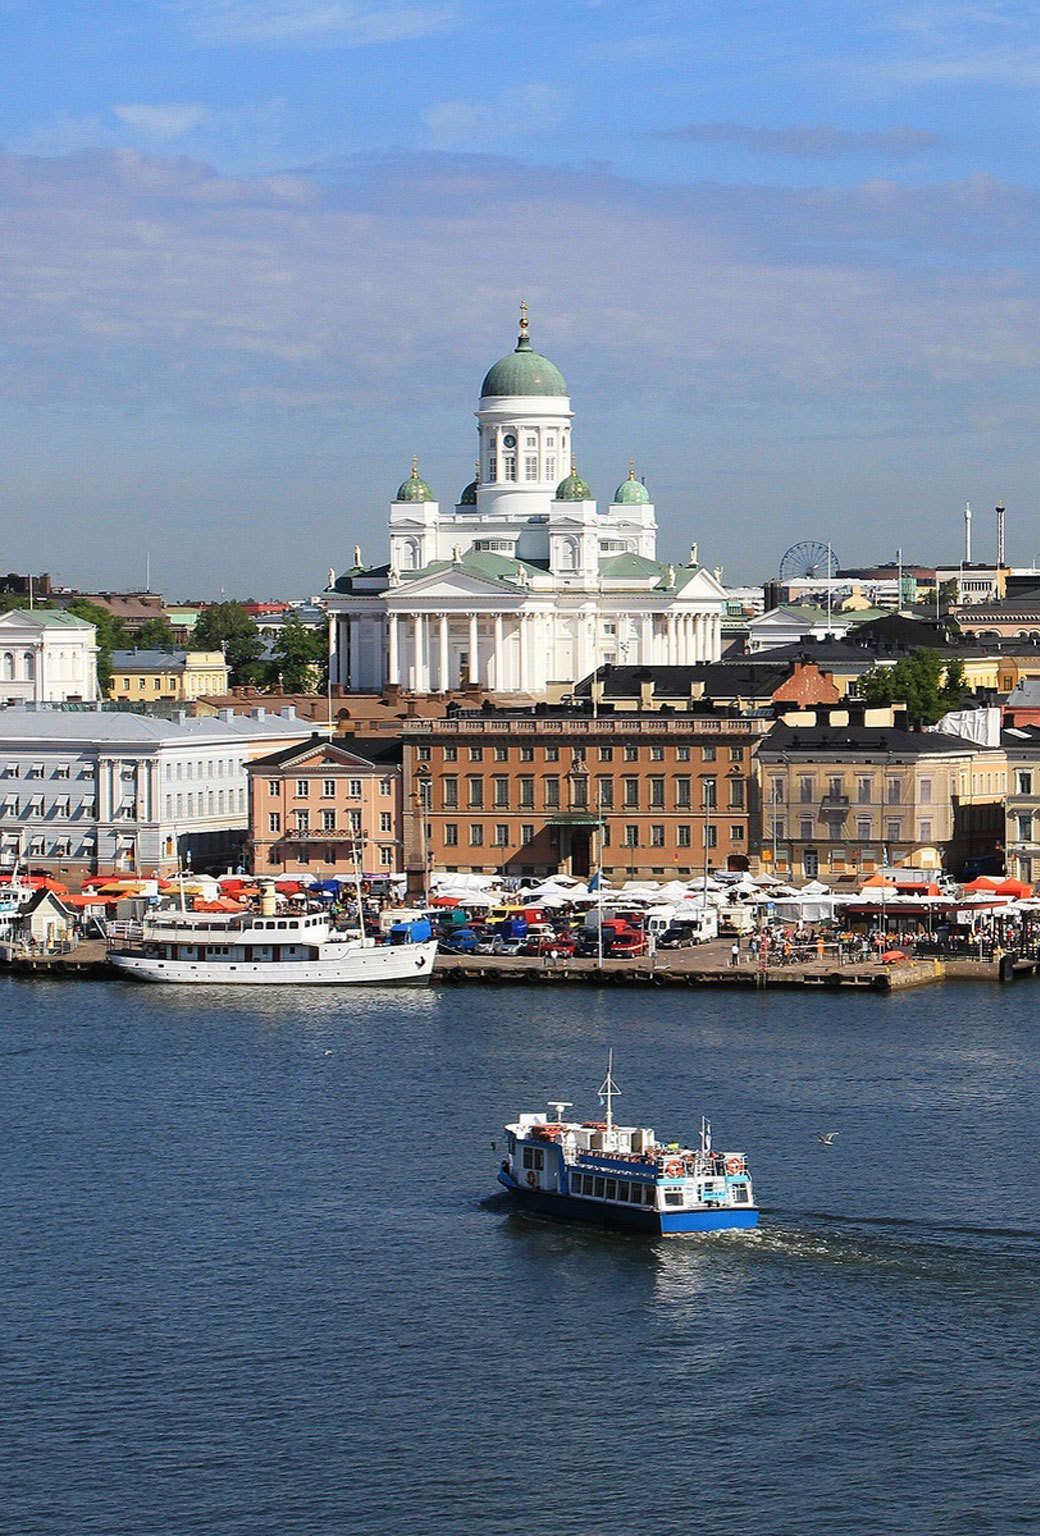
[545,814,601,827]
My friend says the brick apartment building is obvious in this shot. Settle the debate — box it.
[399,710,770,890]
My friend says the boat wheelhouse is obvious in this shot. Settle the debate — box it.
[497,1054,757,1235]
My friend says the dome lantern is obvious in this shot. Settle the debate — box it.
[396,455,434,503]
[614,459,651,505]
[480,301,568,398]
[555,459,592,501]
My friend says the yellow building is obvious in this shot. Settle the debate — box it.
[108,649,230,703]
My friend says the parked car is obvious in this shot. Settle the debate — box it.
[439,928,479,954]
[657,925,696,949]
[609,931,648,958]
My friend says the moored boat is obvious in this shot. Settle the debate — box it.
[497,1053,757,1235]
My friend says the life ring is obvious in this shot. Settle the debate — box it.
[663,1159,684,1179]
[526,1171,537,1188]
[725,1155,744,1176]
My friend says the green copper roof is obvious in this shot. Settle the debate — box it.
[396,458,434,502]
[480,312,567,398]
[555,469,592,501]
[458,479,478,506]
[613,468,651,504]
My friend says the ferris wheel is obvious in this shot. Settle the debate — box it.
[779,540,839,582]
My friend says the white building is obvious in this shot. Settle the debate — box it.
[0,705,311,876]
[327,309,726,694]
[0,609,98,703]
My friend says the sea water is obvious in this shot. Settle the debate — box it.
[1,976,1037,1535]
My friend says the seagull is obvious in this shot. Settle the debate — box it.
[814,1131,840,1146]
[323,1050,333,1057]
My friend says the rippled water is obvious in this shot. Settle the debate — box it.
[1,975,1037,1535]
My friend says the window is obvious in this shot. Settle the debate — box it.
[55,797,70,818]
[469,747,483,762]
[598,746,613,762]
[349,809,362,833]
[546,455,556,482]
[650,745,664,761]
[886,819,902,841]
[624,744,639,762]
[445,823,458,846]
[28,763,44,779]
[379,846,394,867]
[597,777,613,809]
[269,812,281,834]
[504,454,516,480]
[771,816,785,839]
[524,455,538,481]
[649,777,665,808]
[703,778,717,809]
[799,817,813,840]
[730,824,745,841]
[443,746,458,762]
[417,745,431,761]
[443,777,458,809]
[729,746,745,763]
[321,809,336,831]
[493,824,509,846]
[571,776,588,808]
[469,824,484,846]
[729,778,745,809]
[855,776,870,803]
[571,746,586,762]
[702,745,716,762]
[1016,772,1032,796]
[494,745,508,761]
[545,777,560,809]
[544,745,560,762]
[887,778,901,804]
[493,776,509,808]
[675,777,691,809]
[919,820,932,841]
[268,780,279,795]
[54,764,70,780]
[770,777,784,803]
[380,811,392,833]
[624,825,639,847]
[623,777,639,808]
[348,778,362,797]
[857,817,872,839]
[651,825,665,847]
[704,825,717,849]
[799,775,813,803]
[519,746,534,762]
[519,777,535,809]
[520,823,535,844]
[677,825,691,847]
[676,745,690,762]
[467,777,484,809]
[1017,814,1032,841]
[322,779,336,797]
[294,810,309,831]
[295,779,309,798]
[380,778,392,796]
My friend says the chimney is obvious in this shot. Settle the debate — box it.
[996,503,1006,568]
[640,679,654,709]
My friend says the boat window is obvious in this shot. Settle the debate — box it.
[277,921,287,930]
[594,1177,605,1198]
[605,1180,617,1200]
[616,1182,629,1202]
[664,1190,684,1207]
[733,1186,749,1203]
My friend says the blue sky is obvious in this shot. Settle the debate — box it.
[1,1,1039,595]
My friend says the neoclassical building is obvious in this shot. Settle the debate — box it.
[327,309,726,694]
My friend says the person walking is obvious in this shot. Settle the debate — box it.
[730,941,740,968]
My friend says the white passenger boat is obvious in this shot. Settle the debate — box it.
[497,1053,758,1234]
[108,909,438,986]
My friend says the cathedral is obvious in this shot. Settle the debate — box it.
[326,308,726,694]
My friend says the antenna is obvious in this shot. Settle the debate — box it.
[964,501,972,565]
[598,1049,621,1131]
[996,503,1006,569]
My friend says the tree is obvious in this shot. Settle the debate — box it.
[64,599,128,694]
[192,602,266,685]
[860,648,967,727]
[134,616,177,650]
[266,615,328,694]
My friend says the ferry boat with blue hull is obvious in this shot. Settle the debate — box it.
[497,1055,757,1236]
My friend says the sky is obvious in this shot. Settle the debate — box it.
[1,0,1039,597]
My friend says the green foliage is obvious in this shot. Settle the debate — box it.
[192,602,266,685]
[266,615,328,694]
[859,648,967,726]
[134,616,177,650]
[938,579,959,611]
[0,594,54,613]
[64,600,128,694]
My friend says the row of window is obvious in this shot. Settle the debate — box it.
[268,777,394,798]
[3,763,84,780]
[441,823,736,849]
[1,836,93,856]
[1,652,35,680]
[772,774,927,805]
[769,816,926,843]
[266,809,392,834]
[418,743,744,765]
[265,844,396,866]
[439,774,745,812]
[166,790,245,819]
[164,759,242,782]
[571,1173,656,1205]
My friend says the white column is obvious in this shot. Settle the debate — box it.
[494,613,504,688]
[469,613,480,685]
[711,612,721,659]
[666,614,676,666]
[412,614,422,692]
[518,614,528,691]
[641,614,653,664]
[388,614,400,685]
[438,614,449,692]
[346,619,358,690]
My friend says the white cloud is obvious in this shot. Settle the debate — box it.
[183,0,457,45]
[112,104,213,142]
[424,85,564,150]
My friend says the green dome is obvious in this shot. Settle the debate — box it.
[480,309,567,397]
[396,458,433,502]
[555,467,592,501]
[614,466,650,504]
[458,479,478,506]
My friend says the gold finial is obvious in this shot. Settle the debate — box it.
[519,298,529,341]
[571,457,577,475]
[628,459,636,481]
[411,454,419,478]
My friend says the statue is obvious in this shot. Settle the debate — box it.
[667,563,675,587]
[353,544,362,568]
[327,567,336,589]
[452,543,463,563]
[689,542,698,566]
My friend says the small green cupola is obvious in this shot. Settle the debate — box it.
[458,461,479,507]
[396,456,434,502]
[555,459,592,501]
[614,460,651,505]
[480,301,568,398]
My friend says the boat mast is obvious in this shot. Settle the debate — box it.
[599,1049,621,1131]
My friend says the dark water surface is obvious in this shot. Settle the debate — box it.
[1,975,1037,1535]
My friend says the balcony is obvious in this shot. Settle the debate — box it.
[820,794,850,808]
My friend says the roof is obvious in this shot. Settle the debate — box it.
[1006,681,1040,707]
[761,721,985,756]
[109,650,189,672]
[0,707,308,747]
[480,323,567,398]
[575,662,791,698]
[248,734,393,771]
[0,609,94,630]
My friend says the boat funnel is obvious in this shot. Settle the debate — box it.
[259,881,277,917]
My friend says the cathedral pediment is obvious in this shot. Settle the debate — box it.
[387,568,524,602]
